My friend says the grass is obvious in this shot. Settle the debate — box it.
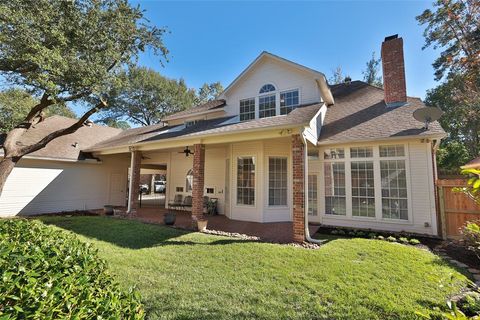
[38,216,469,320]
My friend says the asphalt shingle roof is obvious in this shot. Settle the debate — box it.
[162,99,226,121]
[318,81,445,144]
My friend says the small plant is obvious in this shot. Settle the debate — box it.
[356,231,365,237]
[462,222,480,260]
[348,231,356,236]
[387,236,397,242]
[377,235,385,240]
[331,229,338,235]
[337,230,346,235]
[399,237,409,244]
[368,232,377,239]
[409,238,421,245]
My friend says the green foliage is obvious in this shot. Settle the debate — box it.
[399,237,409,244]
[0,219,144,319]
[102,66,197,126]
[409,238,421,245]
[436,140,472,173]
[362,52,383,87]
[0,0,167,100]
[457,168,480,204]
[462,221,480,260]
[387,236,397,242]
[195,82,224,105]
[0,88,76,133]
[102,118,131,130]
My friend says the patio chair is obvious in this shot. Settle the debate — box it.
[181,195,193,210]
[168,194,183,210]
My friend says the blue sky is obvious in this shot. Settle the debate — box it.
[133,0,440,101]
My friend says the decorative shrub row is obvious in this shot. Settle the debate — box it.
[330,228,421,245]
[0,219,144,319]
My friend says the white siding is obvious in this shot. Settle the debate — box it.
[310,139,438,235]
[0,155,129,217]
[224,58,322,117]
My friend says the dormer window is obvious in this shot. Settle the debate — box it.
[185,120,203,127]
[259,84,276,94]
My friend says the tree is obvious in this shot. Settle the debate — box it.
[418,0,480,171]
[0,0,167,195]
[362,52,383,87]
[329,66,345,85]
[101,67,196,126]
[196,82,224,104]
[0,88,77,133]
[101,118,131,130]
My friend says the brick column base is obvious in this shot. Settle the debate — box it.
[292,134,305,242]
[192,144,205,229]
[128,150,142,217]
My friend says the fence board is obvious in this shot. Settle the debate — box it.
[437,179,480,238]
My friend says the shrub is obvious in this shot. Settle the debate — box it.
[0,219,144,319]
[386,236,397,242]
[462,222,480,260]
[376,235,385,240]
[399,237,409,244]
[368,232,377,239]
[409,238,421,245]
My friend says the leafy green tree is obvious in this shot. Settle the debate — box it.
[418,0,480,171]
[0,0,167,195]
[362,52,383,87]
[101,118,131,130]
[196,82,224,104]
[0,88,77,133]
[101,66,196,126]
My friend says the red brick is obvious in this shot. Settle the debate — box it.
[381,36,407,105]
[192,144,205,228]
[292,134,305,242]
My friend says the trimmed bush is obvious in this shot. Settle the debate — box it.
[0,219,144,319]
[462,221,480,260]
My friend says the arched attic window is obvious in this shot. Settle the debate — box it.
[186,169,193,192]
[259,84,276,94]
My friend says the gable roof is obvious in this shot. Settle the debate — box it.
[0,116,122,161]
[85,102,323,152]
[162,99,226,121]
[220,51,334,105]
[318,81,445,144]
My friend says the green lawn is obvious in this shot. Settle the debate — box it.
[39,216,469,320]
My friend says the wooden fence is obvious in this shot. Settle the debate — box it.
[437,179,480,239]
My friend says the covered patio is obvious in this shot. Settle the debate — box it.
[130,207,320,243]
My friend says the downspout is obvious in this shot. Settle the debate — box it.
[301,129,326,244]
[127,147,135,214]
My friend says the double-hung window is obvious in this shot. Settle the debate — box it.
[280,89,299,115]
[268,157,287,206]
[259,94,276,118]
[240,98,255,121]
[380,145,408,220]
[237,157,255,205]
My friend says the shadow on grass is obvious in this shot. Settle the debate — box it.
[38,216,257,250]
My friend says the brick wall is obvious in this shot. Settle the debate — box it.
[292,134,305,242]
[381,36,407,105]
[191,144,205,226]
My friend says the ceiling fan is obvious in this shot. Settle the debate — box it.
[179,146,194,157]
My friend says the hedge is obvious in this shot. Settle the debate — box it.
[0,219,144,319]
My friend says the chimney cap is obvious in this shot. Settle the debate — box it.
[384,34,399,42]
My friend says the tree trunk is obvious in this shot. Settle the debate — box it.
[0,157,18,196]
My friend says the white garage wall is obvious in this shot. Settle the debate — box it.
[0,155,129,217]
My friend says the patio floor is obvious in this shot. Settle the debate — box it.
[131,207,320,243]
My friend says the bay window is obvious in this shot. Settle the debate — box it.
[321,144,409,221]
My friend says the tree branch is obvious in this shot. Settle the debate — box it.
[23,92,54,124]
[18,99,108,156]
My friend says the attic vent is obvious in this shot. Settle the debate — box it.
[84,119,94,127]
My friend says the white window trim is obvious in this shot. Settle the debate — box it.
[234,155,257,208]
[266,155,289,208]
[319,143,413,225]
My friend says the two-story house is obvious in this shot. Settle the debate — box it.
[0,35,445,242]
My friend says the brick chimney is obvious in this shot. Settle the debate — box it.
[381,34,407,106]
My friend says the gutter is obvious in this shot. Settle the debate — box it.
[301,128,326,244]
[0,152,102,164]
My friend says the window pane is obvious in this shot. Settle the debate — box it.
[280,89,299,115]
[259,94,276,118]
[351,161,375,217]
[380,145,405,157]
[381,160,408,220]
[308,174,318,216]
[237,157,255,205]
[324,162,346,215]
[259,84,276,94]
[268,157,287,206]
[350,147,373,158]
[323,148,345,160]
[240,98,255,121]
